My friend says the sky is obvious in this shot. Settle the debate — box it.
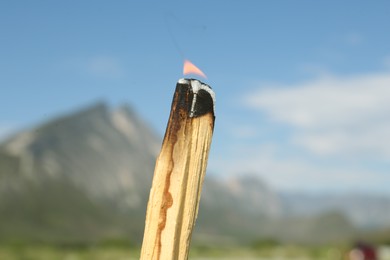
[1,1,390,195]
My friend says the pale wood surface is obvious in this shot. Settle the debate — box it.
[140,82,215,260]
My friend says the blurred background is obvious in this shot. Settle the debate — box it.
[1,1,390,259]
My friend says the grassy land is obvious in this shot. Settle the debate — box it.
[0,245,139,260]
[0,244,351,260]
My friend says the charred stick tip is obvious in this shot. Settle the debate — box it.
[177,78,215,118]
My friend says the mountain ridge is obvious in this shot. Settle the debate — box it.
[0,101,389,245]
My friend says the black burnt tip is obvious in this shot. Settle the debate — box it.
[191,88,214,118]
[175,79,214,118]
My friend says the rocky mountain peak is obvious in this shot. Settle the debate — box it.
[1,101,389,245]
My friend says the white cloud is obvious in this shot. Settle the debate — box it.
[228,125,258,139]
[64,55,125,79]
[344,32,363,46]
[384,55,390,69]
[217,71,390,194]
[297,63,331,77]
[85,56,125,79]
[210,144,390,194]
[293,122,390,158]
[243,73,390,160]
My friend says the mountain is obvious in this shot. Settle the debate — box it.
[0,102,294,246]
[0,103,160,244]
[195,176,359,245]
[0,102,386,246]
[2,103,158,201]
[280,192,390,229]
[194,176,284,245]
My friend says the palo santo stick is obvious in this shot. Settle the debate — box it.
[140,78,215,260]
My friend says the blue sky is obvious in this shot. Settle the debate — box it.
[1,1,390,194]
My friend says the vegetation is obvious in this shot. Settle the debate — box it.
[0,243,353,260]
[1,236,390,259]
[0,245,140,260]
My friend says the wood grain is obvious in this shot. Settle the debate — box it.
[140,80,215,260]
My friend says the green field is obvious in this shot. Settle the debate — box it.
[0,244,352,260]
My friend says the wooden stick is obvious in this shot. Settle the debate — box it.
[140,78,215,260]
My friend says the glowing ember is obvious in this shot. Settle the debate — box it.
[183,60,207,79]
